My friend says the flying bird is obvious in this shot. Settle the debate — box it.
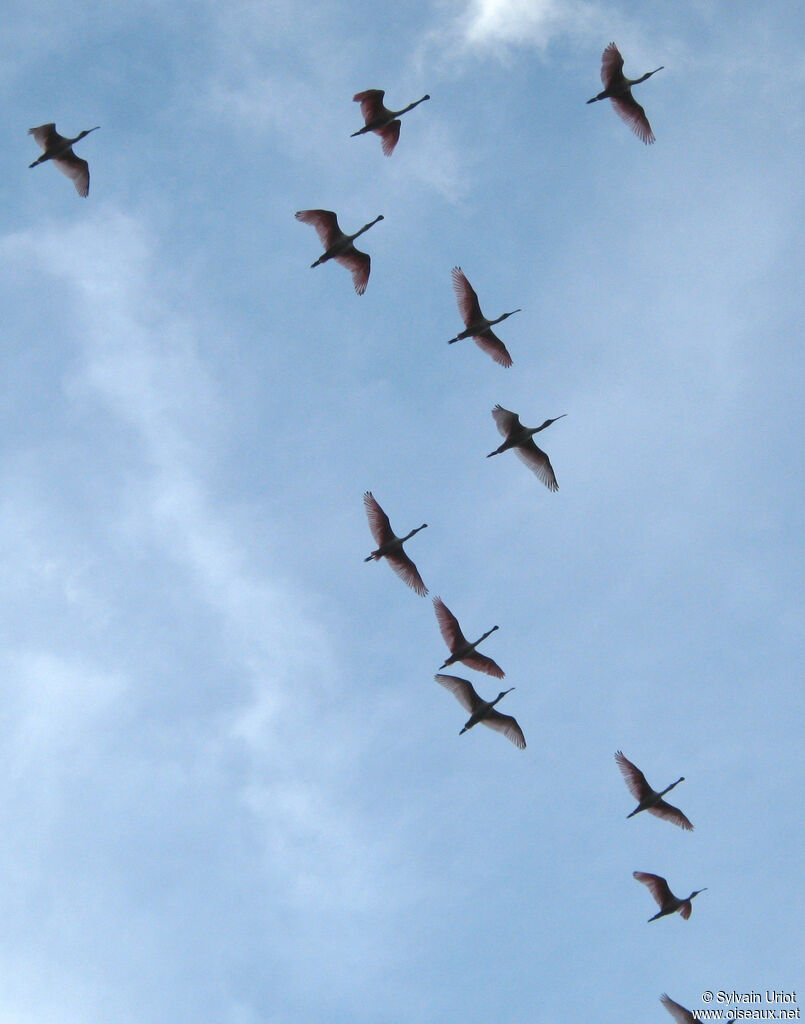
[487,406,566,491]
[28,123,99,196]
[433,596,503,678]
[448,267,519,368]
[436,674,525,749]
[615,750,693,830]
[351,89,430,156]
[363,491,428,596]
[295,209,383,295]
[633,871,706,922]
[587,42,663,144]
[661,994,734,1024]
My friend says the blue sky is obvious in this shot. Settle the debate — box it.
[1,0,803,1021]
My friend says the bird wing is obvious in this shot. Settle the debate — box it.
[385,549,428,596]
[516,440,558,490]
[648,800,694,831]
[614,750,651,800]
[610,94,655,144]
[491,405,521,439]
[600,42,625,88]
[679,900,693,920]
[433,597,467,651]
[660,995,695,1024]
[295,209,340,249]
[377,120,401,156]
[482,710,526,749]
[363,491,394,546]
[473,330,513,368]
[353,89,389,123]
[334,248,371,295]
[451,267,482,326]
[460,651,505,679]
[53,151,90,197]
[633,871,673,907]
[28,123,61,150]
[435,673,482,714]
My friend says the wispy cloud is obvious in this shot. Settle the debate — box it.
[419,0,607,64]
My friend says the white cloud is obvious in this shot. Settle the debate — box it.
[0,210,405,1000]
[418,0,607,63]
[460,0,600,50]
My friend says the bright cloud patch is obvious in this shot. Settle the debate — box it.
[458,0,602,50]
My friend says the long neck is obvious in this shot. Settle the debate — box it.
[403,524,427,541]
[474,625,499,646]
[636,67,663,84]
[491,309,520,327]
[660,777,684,797]
[399,96,429,115]
[352,216,382,240]
[77,127,100,141]
[491,687,514,708]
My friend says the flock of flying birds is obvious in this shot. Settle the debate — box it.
[28,41,719,1023]
[351,49,711,1024]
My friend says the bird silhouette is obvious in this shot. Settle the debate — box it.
[487,406,565,491]
[436,674,525,748]
[633,871,706,921]
[433,597,503,678]
[661,994,734,1024]
[296,209,383,295]
[615,751,693,830]
[363,491,427,596]
[351,90,430,155]
[448,267,519,368]
[587,43,663,144]
[28,123,99,196]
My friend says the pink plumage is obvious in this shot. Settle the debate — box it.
[363,492,428,596]
[351,89,429,156]
[433,597,504,679]
[588,42,663,145]
[296,209,383,295]
[448,267,517,368]
[614,750,693,830]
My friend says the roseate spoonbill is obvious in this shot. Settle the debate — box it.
[295,209,383,295]
[433,596,503,679]
[615,750,693,831]
[448,267,519,368]
[633,871,706,922]
[487,406,566,492]
[661,994,734,1024]
[363,491,428,596]
[28,123,99,197]
[435,674,525,749]
[587,43,663,144]
[351,89,430,156]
